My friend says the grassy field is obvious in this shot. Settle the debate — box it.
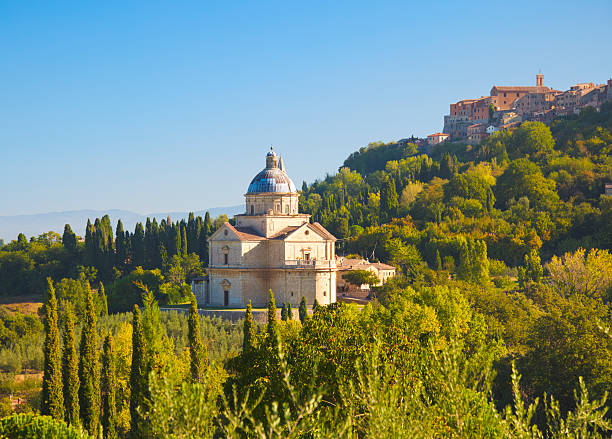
[0,296,42,315]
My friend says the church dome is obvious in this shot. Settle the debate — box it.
[247,148,297,194]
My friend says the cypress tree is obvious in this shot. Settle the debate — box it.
[299,297,308,323]
[187,212,196,254]
[78,286,99,435]
[62,224,77,251]
[132,222,145,267]
[281,303,288,321]
[62,311,79,426]
[201,212,212,262]
[435,250,442,271]
[151,218,162,268]
[267,290,277,337]
[313,298,319,312]
[287,303,293,320]
[99,282,108,317]
[41,278,64,420]
[243,300,256,356]
[181,224,188,256]
[144,217,153,268]
[84,219,96,267]
[115,220,126,270]
[457,237,471,282]
[379,176,399,223]
[130,305,147,438]
[188,295,207,382]
[174,225,182,257]
[101,334,117,439]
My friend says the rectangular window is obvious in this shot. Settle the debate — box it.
[224,290,229,307]
[224,254,228,265]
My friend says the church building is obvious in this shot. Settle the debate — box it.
[197,148,338,308]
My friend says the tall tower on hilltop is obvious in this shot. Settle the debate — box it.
[537,73,544,87]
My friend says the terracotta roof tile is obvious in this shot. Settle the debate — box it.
[427,132,449,137]
[225,223,265,241]
[371,262,396,270]
[269,226,301,240]
[492,86,551,93]
[310,222,337,241]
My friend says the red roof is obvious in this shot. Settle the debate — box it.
[427,132,449,138]
[310,222,337,241]
[224,223,265,241]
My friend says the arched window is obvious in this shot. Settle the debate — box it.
[251,205,254,215]
[222,246,229,265]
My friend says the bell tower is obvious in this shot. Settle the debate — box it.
[536,73,544,87]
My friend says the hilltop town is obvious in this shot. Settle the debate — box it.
[423,74,612,146]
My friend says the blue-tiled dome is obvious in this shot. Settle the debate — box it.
[247,168,297,194]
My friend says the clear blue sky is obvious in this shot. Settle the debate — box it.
[2,0,611,216]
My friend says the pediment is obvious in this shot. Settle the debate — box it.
[208,223,240,241]
[283,222,332,242]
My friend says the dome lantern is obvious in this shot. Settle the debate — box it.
[247,148,297,194]
[266,146,278,169]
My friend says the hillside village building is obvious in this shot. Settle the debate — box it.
[442,74,612,140]
[336,257,396,292]
[427,132,450,145]
[489,74,556,111]
[194,149,338,308]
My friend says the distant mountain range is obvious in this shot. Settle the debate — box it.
[0,205,243,242]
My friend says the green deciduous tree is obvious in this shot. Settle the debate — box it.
[342,270,380,287]
[41,278,64,420]
[495,158,559,210]
[546,248,612,300]
[457,237,489,284]
[510,121,555,159]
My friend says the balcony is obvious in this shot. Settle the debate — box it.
[207,259,337,270]
[283,260,336,269]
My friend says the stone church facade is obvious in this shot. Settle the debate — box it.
[195,148,338,308]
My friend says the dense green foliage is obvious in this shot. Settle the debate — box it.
[0,212,217,305]
[301,104,612,263]
[0,413,91,438]
[4,105,612,436]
